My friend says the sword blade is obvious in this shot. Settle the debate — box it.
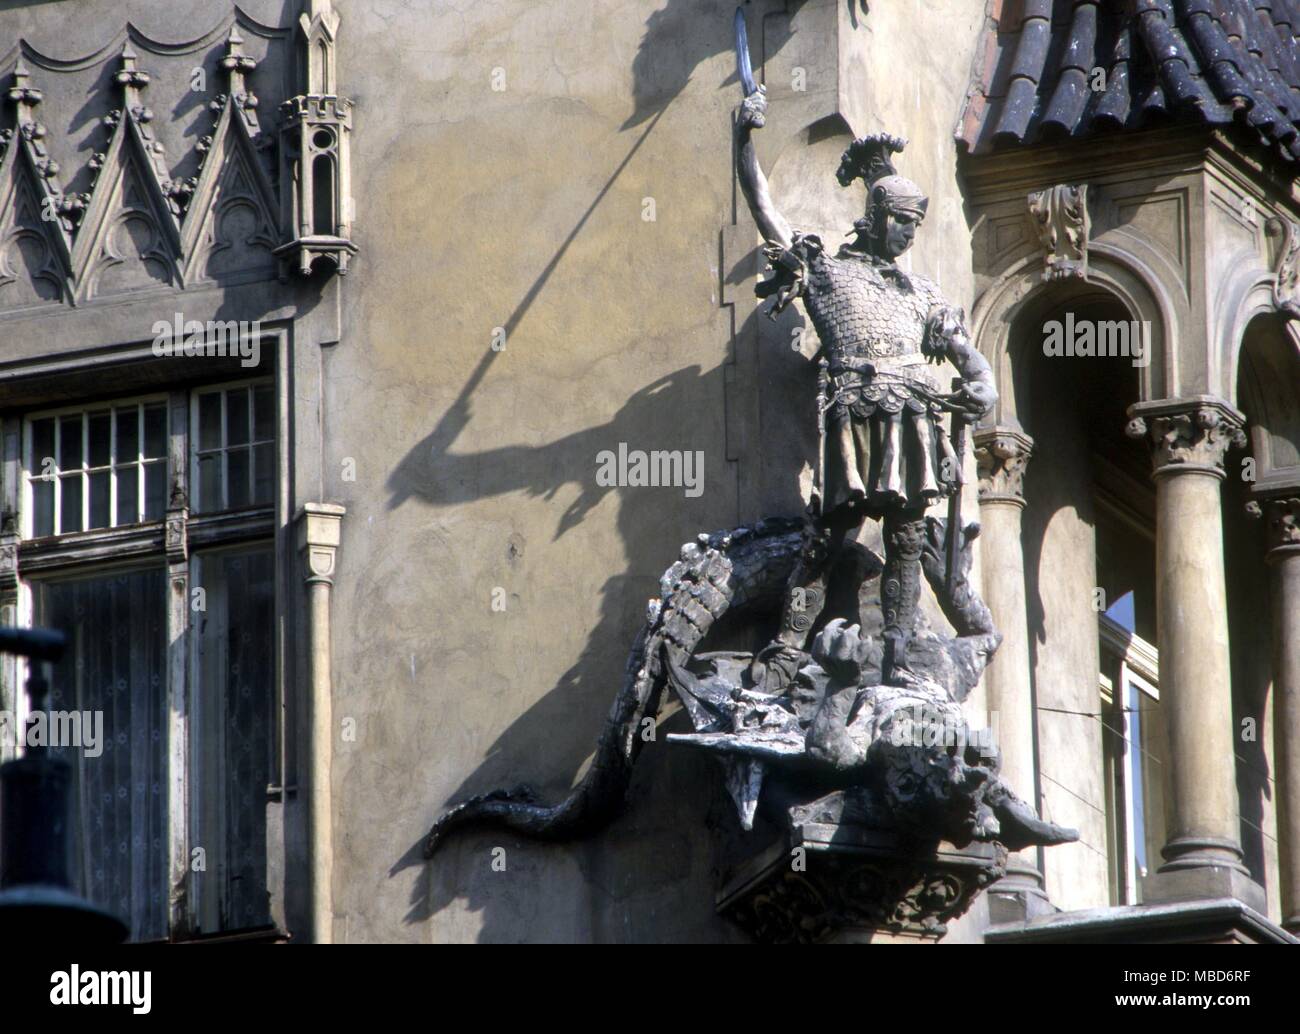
[734,7,757,96]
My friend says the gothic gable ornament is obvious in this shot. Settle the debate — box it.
[70,44,184,300]
[0,60,75,306]
[0,0,355,313]
[180,29,279,283]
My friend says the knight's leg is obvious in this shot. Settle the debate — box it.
[881,507,926,684]
[749,519,846,691]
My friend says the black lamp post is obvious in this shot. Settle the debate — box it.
[0,626,128,942]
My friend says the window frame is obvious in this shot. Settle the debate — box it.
[1099,612,1162,907]
[20,393,171,540]
[10,380,279,942]
[190,378,276,516]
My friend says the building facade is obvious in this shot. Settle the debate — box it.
[0,0,1295,943]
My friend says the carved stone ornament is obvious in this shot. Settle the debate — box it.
[0,528,17,597]
[297,502,344,583]
[1266,216,1300,320]
[974,428,1033,506]
[1126,398,1248,478]
[1245,494,1300,556]
[1028,183,1089,281]
[0,1,352,307]
[718,824,1006,943]
[274,0,357,278]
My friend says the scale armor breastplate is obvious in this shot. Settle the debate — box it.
[803,251,944,384]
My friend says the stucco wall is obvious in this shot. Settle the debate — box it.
[327,0,985,942]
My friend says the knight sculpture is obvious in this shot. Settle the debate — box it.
[737,85,997,692]
[422,12,1076,941]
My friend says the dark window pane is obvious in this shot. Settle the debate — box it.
[88,411,111,468]
[60,475,82,533]
[253,444,274,506]
[116,465,139,525]
[59,415,83,468]
[31,418,55,473]
[253,385,274,442]
[35,567,168,942]
[193,547,274,933]
[88,471,110,529]
[197,453,221,513]
[31,478,54,536]
[115,408,139,463]
[227,389,250,447]
[143,462,165,521]
[227,448,250,508]
[143,405,166,460]
[198,393,222,451]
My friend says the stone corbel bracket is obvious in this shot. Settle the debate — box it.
[717,823,1006,943]
[1265,216,1300,320]
[1028,183,1089,282]
[164,487,189,564]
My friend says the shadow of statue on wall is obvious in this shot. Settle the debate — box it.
[384,355,785,941]
[379,0,824,943]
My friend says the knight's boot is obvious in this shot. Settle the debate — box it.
[749,522,833,693]
[881,510,925,686]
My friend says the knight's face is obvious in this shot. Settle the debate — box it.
[881,211,919,259]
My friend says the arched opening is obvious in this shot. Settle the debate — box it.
[1227,313,1300,909]
[1004,281,1163,910]
[311,153,335,237]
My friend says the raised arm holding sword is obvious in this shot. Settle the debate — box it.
[731,9,996,690]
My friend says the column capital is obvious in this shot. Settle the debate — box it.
[1246,492,1300,562]
[296,502,345,583]
[1125,396,1246,480]
[974,427,1034,507]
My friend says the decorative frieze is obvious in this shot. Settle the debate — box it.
[974,427,1033,506]
[1028,183,1089,281]
[1125,397,1247,478]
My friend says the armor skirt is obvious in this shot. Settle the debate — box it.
[821,398,956,520]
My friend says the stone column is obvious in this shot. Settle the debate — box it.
[1126,398,1261,907]
[974,427,1049,919]
[297,503,345,943]
[1248,494,1300,930]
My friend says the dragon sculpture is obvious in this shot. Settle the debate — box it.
[424,515,1076,858]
